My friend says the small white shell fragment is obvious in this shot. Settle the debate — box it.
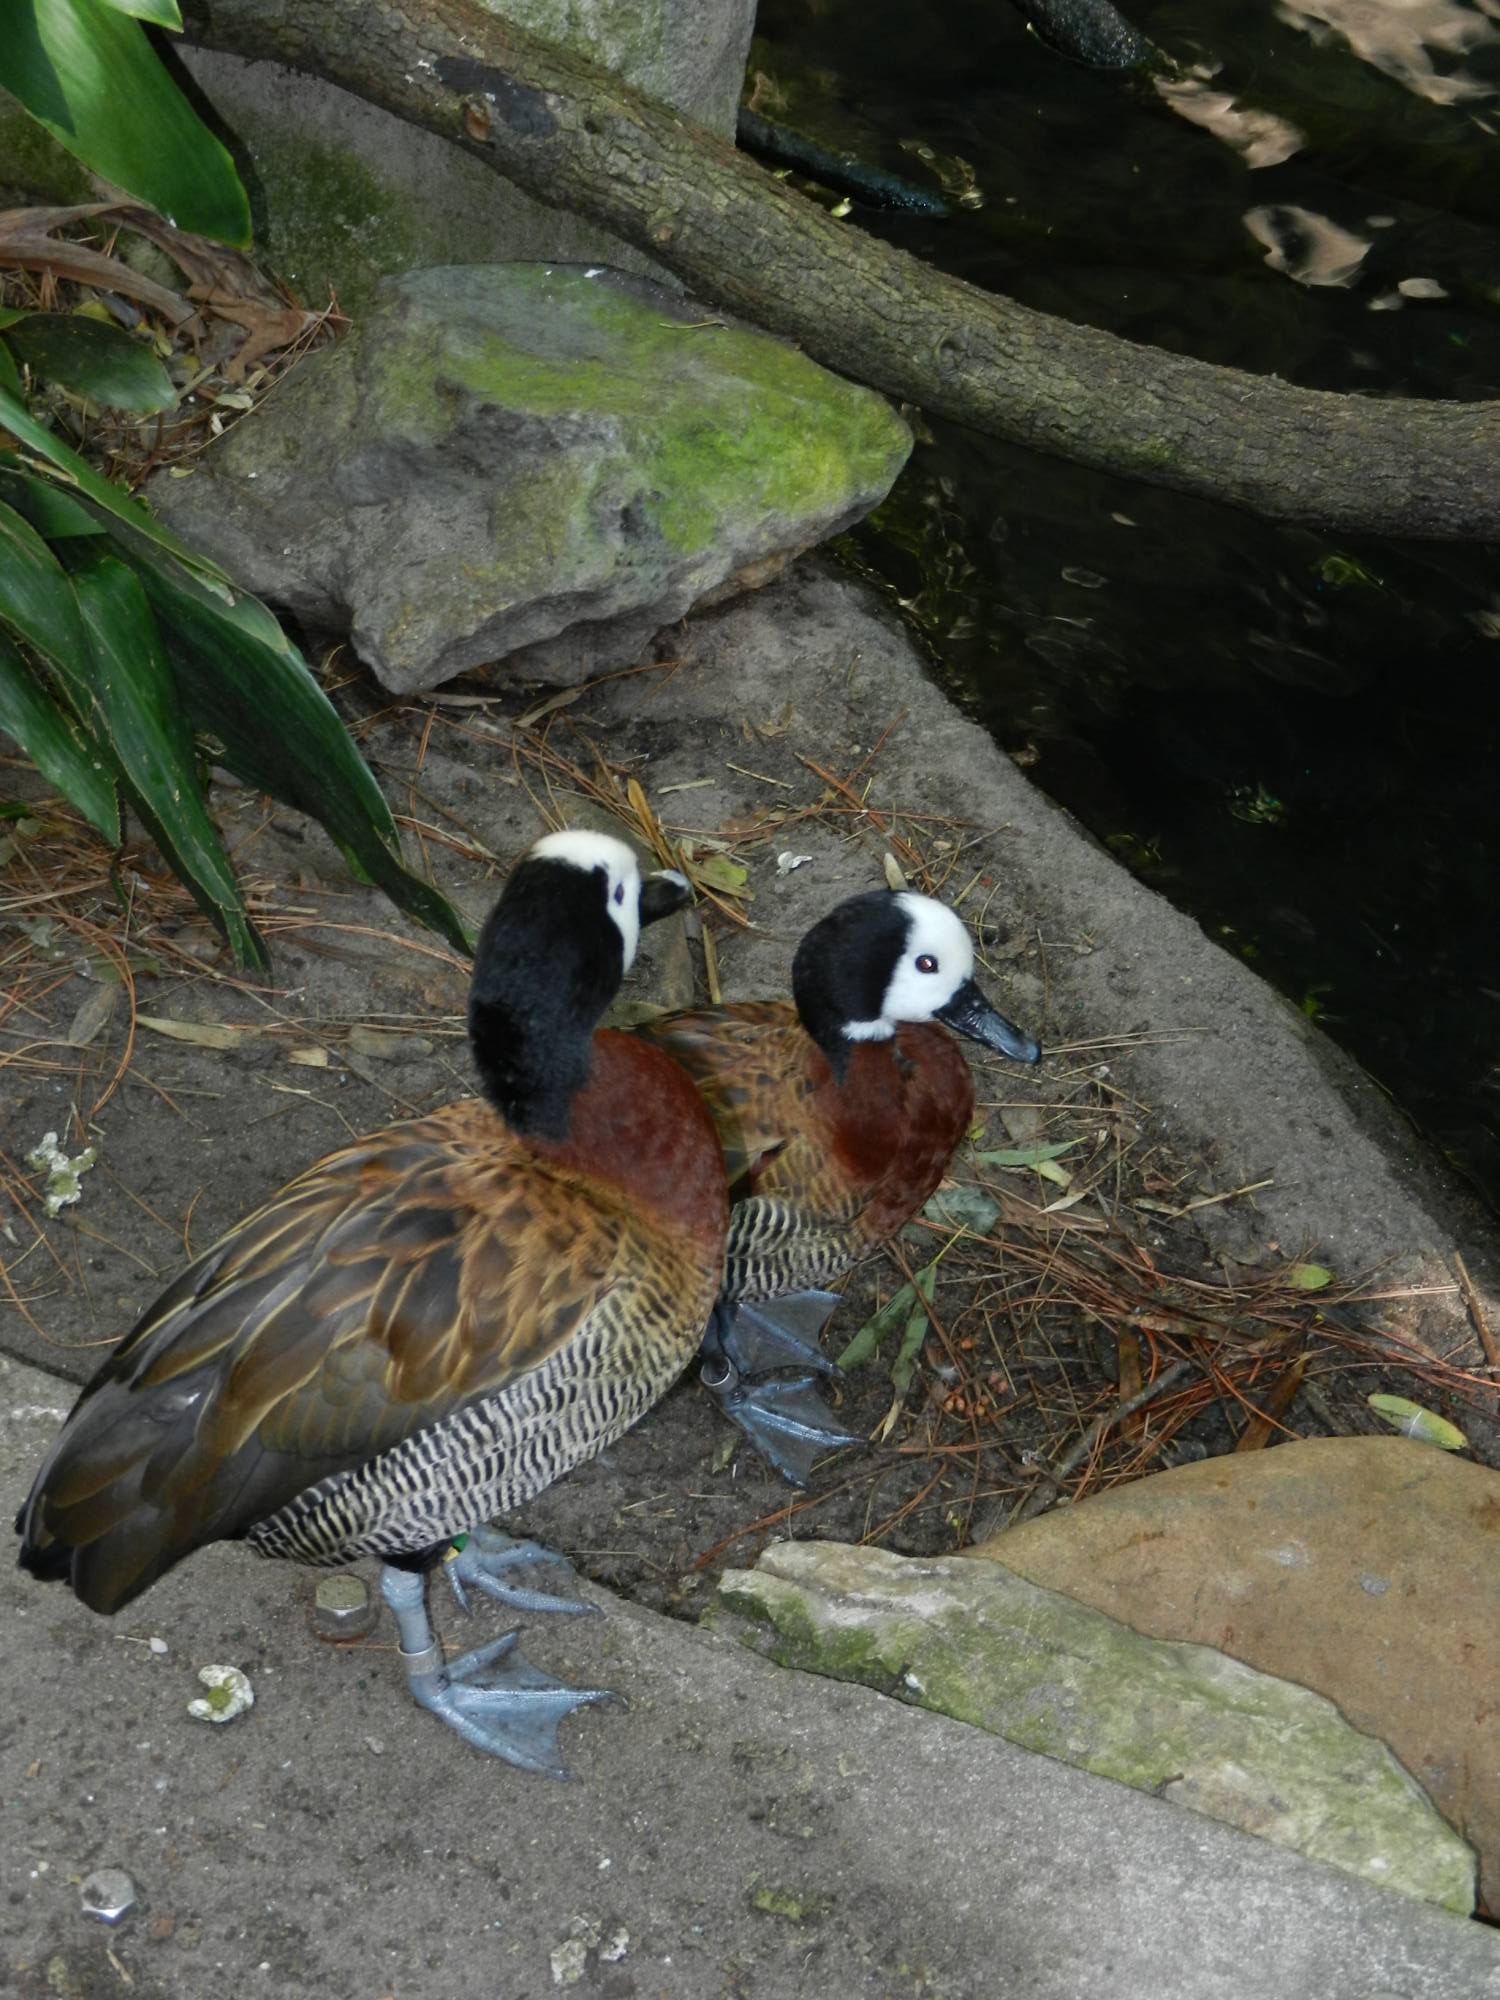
[187,1663,254,1724]
[776,852,814,876]
[148,1637,169,1656]
[1397,276,1448,299]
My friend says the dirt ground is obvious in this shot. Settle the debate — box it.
[4,560,1497,1622]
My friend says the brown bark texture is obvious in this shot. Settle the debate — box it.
[182,0,1500,540]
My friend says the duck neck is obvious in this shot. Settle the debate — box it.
[465,871,624,1140]
[468,988,594,1140]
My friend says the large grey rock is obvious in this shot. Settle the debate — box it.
[716,1539,1477,1913]
[149,265,912,693]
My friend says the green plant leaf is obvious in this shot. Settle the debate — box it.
[920,1185,1000,1236]
[839,1279,919,1372]
[1367,1395,1467,1452]
[889,1264,937,1395]
[0,463,107,538]
[3,0,251,245]
[0,385,230,582]
[65,544,264,966]
[1287,1262,1333,1291]
[0,628,120,840]
[94,0,183,24]
[972,1139,1081,1169]
[0,343,22,400]
[129,546,470,953]
[5,313,177,415]
[0,497,93,695]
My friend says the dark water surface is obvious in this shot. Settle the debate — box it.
[755,0,1500,1208]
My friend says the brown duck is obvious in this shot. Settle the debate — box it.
[17,831,728,1772]
[636,887,1041,1484]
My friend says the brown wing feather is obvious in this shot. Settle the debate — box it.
[19,1102,655,1607]
[635,1003,811,1193]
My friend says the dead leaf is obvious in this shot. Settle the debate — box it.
[137,1015,257,1050]
[287,1046,333,1068]
[66,983,118,1048]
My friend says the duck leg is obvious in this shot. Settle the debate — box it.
[380,1560,618,1775]
[699,1299,862,1488]
[444,1523,597,1619]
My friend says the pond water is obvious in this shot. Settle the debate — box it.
[754,0,1500,1211]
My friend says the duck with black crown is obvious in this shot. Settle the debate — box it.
[17,832,728,1775]
[637,887,1042,1485]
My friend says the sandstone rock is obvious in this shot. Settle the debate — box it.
[149,265,911,694]
[967,1437,1500,1914]
[716,1539,1476,1912]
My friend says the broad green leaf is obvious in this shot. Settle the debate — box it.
[0,385,229,582]
[1367,1395,1467,1452]
[972,1139,1081,1169]
[0,628,120,840]
[94,0,183,24]
[920,1185,1000,1236]
[6,313,177,415]
[0,498,93,700]
[695,852,750,894]
[0,464,107,538]
[3,0,251,245]
[0,343,22,400]
[129,546,470,952]
[66,545,264,966]
[1287,1262,1333,1291]
[889,1265,938,1395]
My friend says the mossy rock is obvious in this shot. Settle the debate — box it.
[149,263,912,692]
[714,1539,1477,1914]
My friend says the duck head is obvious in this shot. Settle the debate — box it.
[792,889,1042,1081]
[469,830,691,1136]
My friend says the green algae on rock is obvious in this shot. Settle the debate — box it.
[149,264,912,693]
[715,1539,1477,1915]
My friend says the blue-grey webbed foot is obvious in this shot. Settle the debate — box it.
[445,1523,596,1619]
[409,1630,620,1775]
[381,1563,618,1775]
[701,1352,862,1488]
[707,1292,845,1379]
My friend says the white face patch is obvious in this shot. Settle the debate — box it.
[843,893,975,1040]
[530,829,643,968]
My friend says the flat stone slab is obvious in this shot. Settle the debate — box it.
[715,1538,1476,1911]
[149,264,911,692]
[5,1355,1499,2000]
[968,1435,1500,1914]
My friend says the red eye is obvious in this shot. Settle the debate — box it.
[916,954,938,974]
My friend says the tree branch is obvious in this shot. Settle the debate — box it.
[181,0,1500,540]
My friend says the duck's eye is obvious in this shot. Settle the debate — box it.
[613,883,625,907]
[916,953,939,974]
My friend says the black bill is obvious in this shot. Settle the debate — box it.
[640,868,693,925]
[935,977,1042,1064]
